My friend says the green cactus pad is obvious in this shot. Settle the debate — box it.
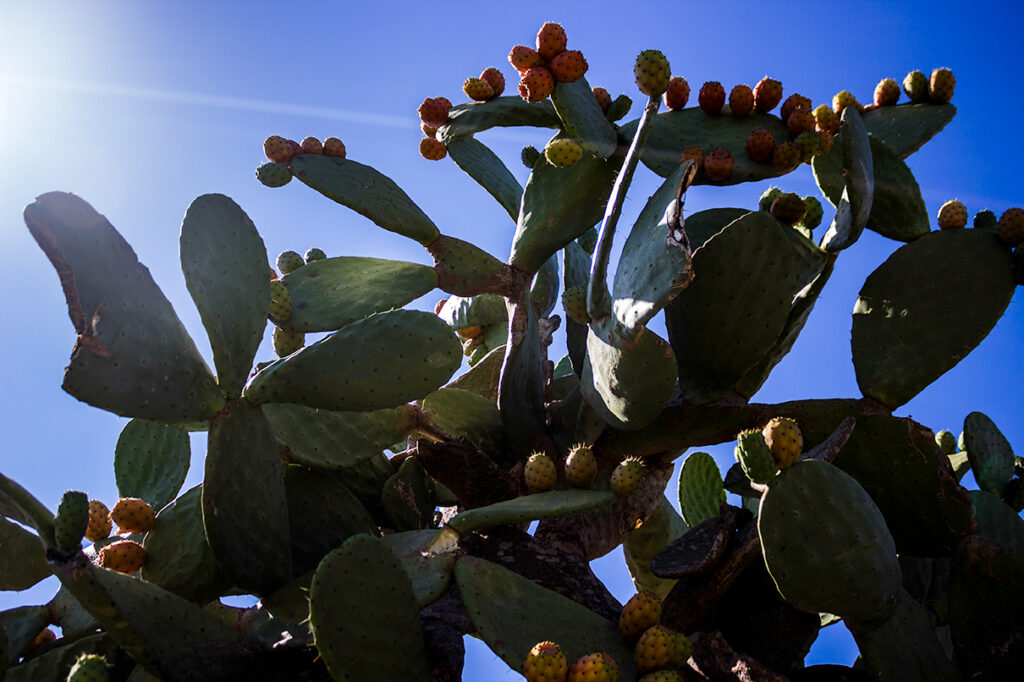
[665,211,803,403]
[619,107,789,184]
[309,535,431,682]
[203,400,292,595]
[819,107,874,253]
[509,145,621,274]
[970,490,1024,554]
[580,325,676,430]
[612,162,697,336]
[0,518,48,590]
[381,529,457,608]
[446,136,523,221]
[140,485,231,604]
[285,465,377,575]
[623,496,688,599]
[562,240,590,375]
[48,586,99,639]
[852,229,1015,408]
[438,294,507,330]
[862,103,956,158]
[445,344,503,401]
[279,256,437,333]
[962,411,1016,495]
[683,208,749,251]
[455,556,637,677]
[48,552,264,681]
[758,460,901,627]
[863,138,929,242]
[496,300,546,456]
[290,155,440,246]
[23,192,224,422]
[421,388,506,454]
[447,490,615,535]
[244,310,461,411]
[0,606,48,665]
[264,402,412,470]
[54,490,89,552]
[179,194,269,397]
[439,96,559,141]
[677,452,726,527]
[530,254,560,317]
[833,414,975,555]
[382,457,435,531]
[810,144,844,209]
[4,633,125,682]
[850,586,958,682]
[330,453,395,520]
[113,419,190,512]
[551,77,618,158]
[0,473,55,547]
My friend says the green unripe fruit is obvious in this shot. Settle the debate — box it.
[794,130,819,163]
[54,490,89,552]
[735,428,777,484]
[544,138,583,168]
[521,145,541,168]
[935,430,958,455]
[798,196,824,230]
[634,625,679,673]
[565,443,597,488]
[276,250,305,275]
[759,187,783,212]
[523,641,567,682]
[903,70,929,102]
[639,671,682,682]
[269,280,293,322]
[273,326,305,357]
[634,50,671,97]
[524,452,556,493]
[669,632,693,668]
[67,653,110,682]
[255,162,292,188]
[562,285,590,324]
[619,590,662,641]
[610,457,644,498]
[770,192,807,226]
[304,247,326,263]
[972,209,997,232]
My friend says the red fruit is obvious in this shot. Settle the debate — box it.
[753,76,783,112]
[286,139,302,157]
[300,137,323,154]
[549,50,588,83]
[417,97,450,128]
[786,108,815,138]
[536,22,567,61]
[703,148,733,182]
[263,135,292,163]
[728,84,754,117]
[463,77,495,102]
[780,93,811,124]
[519,67,555,102]
[419,138,447,161]
[745,128,776,163]
[480,67,505,97]
[593,87,612,112]
[874,78,900,106]
[772,141,801,172]
[698,81,726,114]
[509,45,544,74]
[663,76,690,110]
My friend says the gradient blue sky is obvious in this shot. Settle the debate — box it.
[1,1,1022,676]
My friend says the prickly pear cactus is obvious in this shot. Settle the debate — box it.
[3,19,1021,682]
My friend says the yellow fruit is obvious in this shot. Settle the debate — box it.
[110,497,155,534]
[762,417,803,469]
[84,499,112,542]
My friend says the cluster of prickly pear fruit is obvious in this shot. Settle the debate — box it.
[510,22,588,103]
[524,641,620,682]
[257,134,346,186]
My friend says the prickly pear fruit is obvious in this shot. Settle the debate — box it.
[929,67,955,104]
[519,66,555,102]
[30,627,56,652]
[697,81,725,114]
[770,193,807,226]
[638,672,681,682]
[816,130,835,155]
[759,187,783,212]
[463,77,495,102]
[832,90,863,115]
[735,428,777,484]
[679,146,704,176]
[509,45,545,74]
[997,207,1024,247]
[479,67,505,97]
[937,200,968,230]
[420,137,448,160]
[110,497,155,534]
[799,196,824,230]
[85,499,112,543]
[304,247,326,263]
[593,87,612,112]
[561,285,589,323]
[753,76,783,112]
[323,137,346,158]
[619,590,662,641]
[663,76,690,110]
[269,280,292,322]
[549,50,588,83]
[300,137,323,155]
[524,452,557,493]
[703,148,733,182]
[67,653,110,682]
[522,145,541,168]
[610,457,644,498]
[568,653,619,682]
[873,78,900,106]
[536,22,567,61]
[263,135,292,163]
[99,539,145,574]
[771,140,801,173]
[728,84,754,117]
[795,130,820,163]
[565,443,598,488]
[417,98,450,128]
[273,326,305,358]
[973,209,997,231]
[276,250,305,275]
[935,430,958,455]
[669,631,693,668]
[762,417,803,469]
[634,50,671,97]
[812,104,840,135]
[787,109,815,139]
[54,490,89,552]
[634,625,679,673]
[256,162,292,188]
[903,70,929,102]
[524,641,568,682]
[745,128,775,163]
[780,93,811,124]
[544,138,583,167]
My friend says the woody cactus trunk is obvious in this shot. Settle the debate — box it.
[4,23,1024,682]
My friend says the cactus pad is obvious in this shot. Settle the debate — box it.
[677,452,725,527]
[550,77,617,158]
[448,490,615,535]
[446,136,523,221]
[113,419,190,512]
[962,411,1016,495]
[0,517,49,590]
[862,103,957,158]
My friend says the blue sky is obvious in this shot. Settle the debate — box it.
[1,0,1022,676]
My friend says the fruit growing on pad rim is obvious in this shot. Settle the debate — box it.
[110,497,155,533]
[524,452,557,493]
[929,67,956,103]
[519,66,555,102]
[536,22,567,61]
[610,457,644,497]
[753,76,783,112]
[703,148,733,182]
[549,49,588,83]
[698,81,725,114]
[99,539,146,573]
[619,590,662,641]
[479,67,505,96]
[728,84,754,116]
[937,200,968,230]
[524,641,567,682]
[762,417,803,469]
[420,137,447,160]
[634,50,671,97]
[544,138,583,167]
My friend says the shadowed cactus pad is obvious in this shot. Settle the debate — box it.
[735,429,777,484]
